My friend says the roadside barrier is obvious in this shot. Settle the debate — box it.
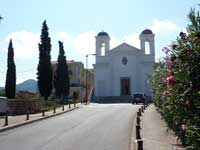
[4,111,8,126]
[26,109,29,120]
[135,104,149,150]
[2,100,80,127]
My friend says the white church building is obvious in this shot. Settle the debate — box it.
[94,29,155,98]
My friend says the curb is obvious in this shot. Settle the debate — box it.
[0,106,80,132]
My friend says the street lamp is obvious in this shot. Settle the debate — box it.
[0,16,3,23]
[85,53,96,104]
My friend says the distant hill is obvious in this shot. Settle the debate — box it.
[16,79,37,93]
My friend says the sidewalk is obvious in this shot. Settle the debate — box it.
[0,103,81,132]
[140,104,183,150]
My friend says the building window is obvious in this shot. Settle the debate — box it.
[100,42,105,56]
[145,41,150,54]
[122,57,128,65]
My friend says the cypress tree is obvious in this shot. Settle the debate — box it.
[37,20,52,100]
[54,41,70,98]
[5,39,16,99]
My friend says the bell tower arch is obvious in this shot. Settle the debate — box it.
[139,29,155,56]
[95,31,110,57]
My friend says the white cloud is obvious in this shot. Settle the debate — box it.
[148,19,180,34]
[73,32,120,53]
[73,31,96,54]
[55,32,72,42]
[121,19,181,49]
[110,35,120,49]
[5,31,40,59]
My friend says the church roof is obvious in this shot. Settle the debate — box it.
[97,31,109,36]
[108,43,142,55]
[141,29,153,34]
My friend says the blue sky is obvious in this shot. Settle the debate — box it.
[0,0,198,86]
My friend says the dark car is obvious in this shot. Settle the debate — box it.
[132,93,145,104]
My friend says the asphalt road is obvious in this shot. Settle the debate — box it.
[0,103,140,150]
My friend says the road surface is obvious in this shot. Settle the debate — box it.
[0,104,140,150]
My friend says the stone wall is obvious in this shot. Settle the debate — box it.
[8,100,44,115]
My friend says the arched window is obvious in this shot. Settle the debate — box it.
[145,41,150,55]
[100,42,105,56]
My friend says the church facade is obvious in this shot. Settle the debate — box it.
[94,29,155,98]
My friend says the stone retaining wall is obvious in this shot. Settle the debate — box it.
[8,100,44,115]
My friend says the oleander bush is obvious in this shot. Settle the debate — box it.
[150,9,200,149]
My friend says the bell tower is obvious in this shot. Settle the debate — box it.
[95,31,110,57]
[140,29,155,56]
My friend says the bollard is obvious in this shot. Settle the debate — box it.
[141,106,144,113]
[137,139,143,150]
[137,117,141,126]
[136,125,141,139]
[139,108,142,116]
[26,109,29,120]
[143,104,146,110]
[42,110,45,116]
[62,105,64,111]
[137,112,140,117]
[4,112,8,126]
[53,107,56,113]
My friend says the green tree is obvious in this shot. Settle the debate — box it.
[54,41,70,98]
[5,39,16,99]
[37,20,52,100]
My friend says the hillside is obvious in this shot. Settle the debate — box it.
[16,79,37,93]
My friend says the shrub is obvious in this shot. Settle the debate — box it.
[150,9,200,149]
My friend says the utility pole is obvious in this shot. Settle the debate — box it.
[85,54,96,104]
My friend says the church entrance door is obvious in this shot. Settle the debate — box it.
[120,77,131,96]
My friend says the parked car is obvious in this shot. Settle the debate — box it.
[0,97,8,116]
[132,93,145,104]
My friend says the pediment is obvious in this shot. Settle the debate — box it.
[108,43,142,55]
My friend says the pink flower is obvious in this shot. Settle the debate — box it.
[162,77,166,82]
[167,69,173,76]
[162,47,170,54]
[167,75,174,85]
[181,124,187,131]
[185,100,192,105]
[165,59,173,66]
